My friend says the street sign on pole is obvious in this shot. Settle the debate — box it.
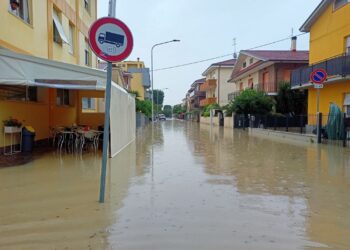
[310,68,327,87]
[89,17,133,62]
[89,11,133,203]
[310,68,327,145]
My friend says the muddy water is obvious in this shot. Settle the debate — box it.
[1,120,350,249]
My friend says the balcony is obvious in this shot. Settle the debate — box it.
[291,54,350,88]
[200,97,217,107]
[254,83,277,95]
[228,91,241,101]
[200,79,217,92]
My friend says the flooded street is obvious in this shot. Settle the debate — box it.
[1,120,350,250]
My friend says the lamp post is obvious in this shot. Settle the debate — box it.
[151,40,180,122]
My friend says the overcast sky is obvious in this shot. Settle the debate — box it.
[97,0,320,106]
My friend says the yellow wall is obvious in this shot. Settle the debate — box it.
[0,1,100,147]
[0,1,48,57]
[115,61,147,100]
[309,3,350,64]
[0,101,50,145]
[77,90,105,129]
[0,88,105,146]
[308,80,350,114]
[130,73,145,100]
[307,3,350,115]
[50,89,78,128]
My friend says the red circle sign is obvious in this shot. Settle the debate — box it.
[89,17,133,62]
[310,69,327,84]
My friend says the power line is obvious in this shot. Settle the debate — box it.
[153,33,307,72]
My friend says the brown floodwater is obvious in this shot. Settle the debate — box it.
[1,120,350,250]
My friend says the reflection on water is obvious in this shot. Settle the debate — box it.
[108,121,350,250]
[1,120,350,249]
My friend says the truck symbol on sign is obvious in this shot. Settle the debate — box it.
[98,32,125,47]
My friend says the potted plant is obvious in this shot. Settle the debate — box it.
[3,117,23,133]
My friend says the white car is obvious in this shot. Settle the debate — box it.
[158,114,166,121]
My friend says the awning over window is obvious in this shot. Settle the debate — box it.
[52,10,69,44]
[344,94,350,105]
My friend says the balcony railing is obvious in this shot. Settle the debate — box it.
[190,91,206,98]
[200,97,217,107]
[228,91,241,101]
[199,79,217,92]
[254,83,277,94]
[291,54,350,88]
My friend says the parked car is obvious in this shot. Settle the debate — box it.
[158,114,166,121]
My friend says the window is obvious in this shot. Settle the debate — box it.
[243,62,247,68]
[334,0,349,9]
[85,39,91,66]
[84,0,90,13]
[68,23,74,54]
[82,97,105,113]
[239,82,243,91]
[249,58,254,65]
[27,86,37,102]
[283,70,292,82]
[8,0,31,24]
[248,78,254,89]
[0,85,37,102]
[56,89,71,106]
[346,36,350,54]
[52,9,69,45]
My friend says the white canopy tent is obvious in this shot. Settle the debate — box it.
[0,48,135,157]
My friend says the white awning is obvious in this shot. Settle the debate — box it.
[0,47,111,90]
[344,94,350,105]
[0,47,135,158]
[52,9,69,44]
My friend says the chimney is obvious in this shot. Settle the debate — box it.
[291,36,297,52]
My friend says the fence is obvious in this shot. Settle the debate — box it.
[234,113,350,147]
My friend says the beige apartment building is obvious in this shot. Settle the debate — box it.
[201,59,236,107]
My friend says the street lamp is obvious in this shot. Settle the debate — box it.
[151,40,180,122]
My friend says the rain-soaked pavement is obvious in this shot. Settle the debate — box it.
[1,120,350,250]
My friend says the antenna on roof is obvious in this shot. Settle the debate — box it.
[233,38,237,59]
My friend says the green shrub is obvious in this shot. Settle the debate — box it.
[227,89,274,115]
[202,103,221,117]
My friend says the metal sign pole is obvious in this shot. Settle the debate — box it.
[99,62,112,203]
[316,88,320,114]
[316,88,321,144]
[99,0,116,203]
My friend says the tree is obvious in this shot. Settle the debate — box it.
[163,105,173,118]
[152,89,165,105]
[173,104,186,114]
[227,89,274,115]
[129,90,152,117]
[276,82,307,115]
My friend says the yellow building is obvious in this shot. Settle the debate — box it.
[115,59,151,101]
[291,0,350,116]
[0,0,105,147]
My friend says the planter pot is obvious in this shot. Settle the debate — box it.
[4,126,22,133]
